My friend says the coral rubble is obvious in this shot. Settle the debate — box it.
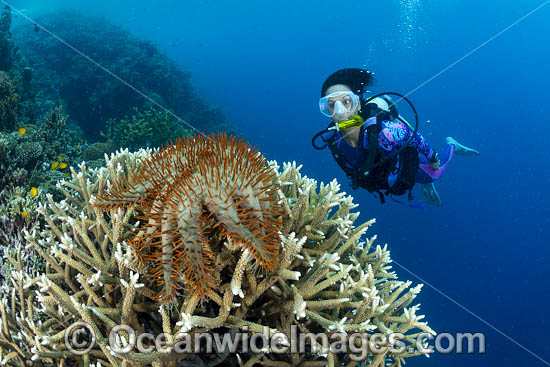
[0,135,434,366]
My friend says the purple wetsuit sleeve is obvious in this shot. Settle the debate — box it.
[378,120,435,160]
[406,127,435,160]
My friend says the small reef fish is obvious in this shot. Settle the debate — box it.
[58,155,63,161]
[59,163,68,169]
[30,187,37,197]
[17,128,26,135]
[50,161,59,170]
[22,211,28,218]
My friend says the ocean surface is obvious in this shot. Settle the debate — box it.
[6,0,550,366]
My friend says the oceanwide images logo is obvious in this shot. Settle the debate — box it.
[65,322,96,355]
[64,322,486,359]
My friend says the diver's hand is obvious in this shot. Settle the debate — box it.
[428,152,440,170]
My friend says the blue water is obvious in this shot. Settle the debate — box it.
[10,0,550,365]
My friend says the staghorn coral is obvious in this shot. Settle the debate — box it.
[0,185,38,221]
[0,136,434,366]
[0,185,44,282]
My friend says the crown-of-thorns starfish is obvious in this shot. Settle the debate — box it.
[93,133,285,303]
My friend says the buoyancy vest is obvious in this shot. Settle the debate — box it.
[326,110,419,204]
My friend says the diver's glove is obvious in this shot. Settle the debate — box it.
[428,152,440,170]
[428,152,440,164]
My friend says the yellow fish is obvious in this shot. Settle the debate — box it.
[17,127,26,135]
[65,172,70,176]
[30,187,37,197]
[22,210,28,218]
[59,162,68,169]
[50,161,59,170]
[58,155,63,161]
[40,131,45,136]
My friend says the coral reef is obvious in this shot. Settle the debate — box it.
[0,4,36,126]
[13,12,235,141]
[14,141,43,166]
[0,5,35,125]
[102,107,194,151]
[0,135,434,366]
[0,185,44,282]
[0,130,31,190]
[0,5,10,34]
[0,70,18,131]
[0,107,82,192]
[0,5,13,71]
[82,140,116,162]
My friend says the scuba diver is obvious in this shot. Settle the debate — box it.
[312,68,479,206]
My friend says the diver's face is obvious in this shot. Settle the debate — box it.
[324,84,361,123]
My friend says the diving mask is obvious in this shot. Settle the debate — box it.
[319,91,360,117]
